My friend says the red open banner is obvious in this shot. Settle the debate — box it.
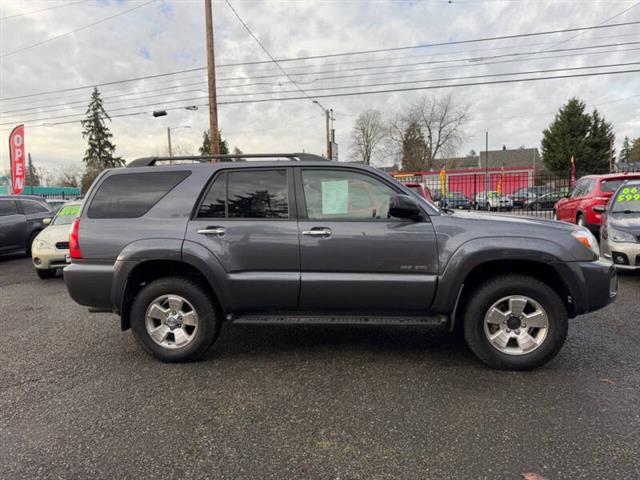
[9,124,25,194]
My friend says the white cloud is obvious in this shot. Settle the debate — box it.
[1,0,639,176]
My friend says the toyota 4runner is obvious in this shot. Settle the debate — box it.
[64,154,617,370]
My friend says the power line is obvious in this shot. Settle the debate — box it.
[223,0,326,113]
[2,19,638,101]
[0,0,157,58]
[5,38,636,116]
[2,66,637,128]
[0,0,88,20]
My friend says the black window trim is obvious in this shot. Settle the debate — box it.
[87,170,192,219]
[296,166,430,223]
[194,166,295,221]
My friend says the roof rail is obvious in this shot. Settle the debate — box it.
[127,153,328,168]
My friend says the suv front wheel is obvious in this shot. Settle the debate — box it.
[463,275,568,370]
[131,277,220,362]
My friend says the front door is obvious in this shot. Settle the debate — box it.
[296,168,438,313]
[185,168,300,312]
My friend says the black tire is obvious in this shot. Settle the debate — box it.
[36,268,56,279]
[463,274,568,370]
[26,231,40,255]
[130,277,220,362]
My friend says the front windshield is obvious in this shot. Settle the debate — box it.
[611,185,640,213]
[52,204,80,225]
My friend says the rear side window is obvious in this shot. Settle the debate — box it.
[198,169,289,219]
[20,200,50,214]
[88,171,190,219]
[0,200,18,216]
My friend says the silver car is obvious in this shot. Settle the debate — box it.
[598,180,640,271]
[473,191,514,211]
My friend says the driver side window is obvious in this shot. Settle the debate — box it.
[301,169,398,220]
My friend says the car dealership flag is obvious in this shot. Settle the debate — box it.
[496,163,505,195]
[570,156,576,189]
[439,166,446,195]
[9,125,25,194]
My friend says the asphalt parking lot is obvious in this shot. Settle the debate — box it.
[1,255,639,480]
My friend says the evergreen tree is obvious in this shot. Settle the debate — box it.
[541,98,592,176]
[541,98,614,176]
[586,108,615,174]
[629,137,640,164]
[80,87,123,191]
[401,120,427,171]
[618,136,631,163]
[26,154,40,189]
[199,129,229,155]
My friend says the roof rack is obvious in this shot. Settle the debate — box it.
[127,153,328,168]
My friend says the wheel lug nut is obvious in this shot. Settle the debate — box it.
[506,328,511,333]
[515,329,521,335]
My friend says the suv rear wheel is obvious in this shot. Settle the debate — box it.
[463,275,568,370]
[131,277,220,362]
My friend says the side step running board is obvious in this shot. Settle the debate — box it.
[230,314,448,326]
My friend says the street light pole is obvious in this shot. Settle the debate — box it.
[167,127,172,157]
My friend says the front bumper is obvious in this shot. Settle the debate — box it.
[32,247,69,270]
[573,258,617,314]
[601,239,640,270]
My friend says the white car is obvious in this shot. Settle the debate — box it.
[31,202,81,279]
[474,191,514,211]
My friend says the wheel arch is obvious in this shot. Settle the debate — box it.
[119,259,223,331]
[449,259,576,333]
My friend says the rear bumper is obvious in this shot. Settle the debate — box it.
[63,261,115,310]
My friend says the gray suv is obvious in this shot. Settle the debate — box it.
[64,154,617,370]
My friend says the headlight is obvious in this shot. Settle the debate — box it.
[609,227,637,243]
[35,240,50,249]
[571,229,600,258]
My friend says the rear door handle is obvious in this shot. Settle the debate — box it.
[301,227,332,238]
[197,226,226,236]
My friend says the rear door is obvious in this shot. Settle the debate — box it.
[559,178,586,222]
[0,199,25,251]
[185,168,300,312]
[296,167,438,313]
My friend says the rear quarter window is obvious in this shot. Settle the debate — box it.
[87,171,191,219]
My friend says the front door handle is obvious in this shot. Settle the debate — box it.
[302,227,332,238]
[198,226,226,236]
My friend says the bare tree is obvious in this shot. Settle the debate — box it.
[412,95,469,169]
[350,109,386,165]
[388,95,469,171]
[56,164,84,188]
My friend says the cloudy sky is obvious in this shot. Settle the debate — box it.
[1,0,639,177]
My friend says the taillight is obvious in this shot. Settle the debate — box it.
[69,218,83,259]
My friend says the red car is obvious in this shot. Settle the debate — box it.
[554,172,640,232]
[404,182,433,202]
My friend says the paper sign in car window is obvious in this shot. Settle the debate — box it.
[57,205,80,217]
[322,180,348,214]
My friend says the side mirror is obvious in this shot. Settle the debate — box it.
[389,194,422,221]
[43,217,52,225]
[593,205,607,214]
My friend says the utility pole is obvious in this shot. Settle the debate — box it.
[205,0,219,157]
[167,128,173,157]
[609,137,614,173]
[485,131,489,192]
[325,109,331,159]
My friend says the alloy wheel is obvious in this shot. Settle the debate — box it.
[145,295,199,349]
[483,295,549,355]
